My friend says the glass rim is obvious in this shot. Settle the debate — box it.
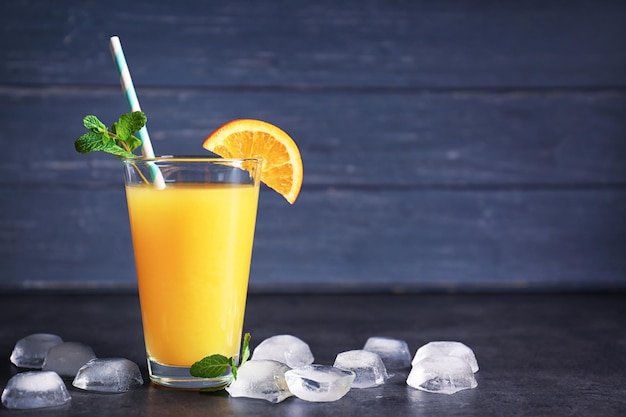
[122,155,263,164]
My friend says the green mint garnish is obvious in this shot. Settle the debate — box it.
[240,332,251,364]
[74,111,146,158]
[189,354,231,379]
[190,333,252,386]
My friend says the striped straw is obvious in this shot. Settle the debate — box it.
[109,36,165,188]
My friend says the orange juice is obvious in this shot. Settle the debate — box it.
[125,182,259,367]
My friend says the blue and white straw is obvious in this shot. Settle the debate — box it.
[109,36,165,188]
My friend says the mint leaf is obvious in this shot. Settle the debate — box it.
[120,112,147,137]
[83,115,107,132]
[190,333,253,387]
[229,358,238,380]
[229,333,251,381]
[75,132,108,154]
[75,132,136,158]
[111,121,128,141]
[241,333,251,365]
[190,354,231,378]
[125,134,143,153]
[74,111,146,158]
[112,112,146,143]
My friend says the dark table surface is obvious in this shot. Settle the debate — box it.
[1,292,625,416]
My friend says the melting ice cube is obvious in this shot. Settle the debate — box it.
[412,341,479,373]
[226,360,293,403]
[363,336,412,369]
[333,350,389,388]
[72,358,143,393]
[407,356,477,394]
[1,371,71,410]
[42,342,97,377]
[10,333,64,369]
[284,364,355,402]
[251,335,314,368]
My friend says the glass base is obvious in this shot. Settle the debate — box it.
[148,359,232,389]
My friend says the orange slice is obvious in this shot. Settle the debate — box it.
[202,119,303,204]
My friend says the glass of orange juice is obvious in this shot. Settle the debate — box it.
[122,156,262,389]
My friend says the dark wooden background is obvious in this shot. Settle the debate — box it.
[1,0,625,292]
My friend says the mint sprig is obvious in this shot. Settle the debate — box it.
[74,111,146,158]
[190,333,251,385]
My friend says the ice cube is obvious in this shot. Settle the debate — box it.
[10,333,64,369]
[363,336,412,369]
[407,356,478,394]
[333,350,389,388]
[412,341,479,373]
[225,360,293,403]
[251,335,314,368]
[42,342,97,377]
[1,371,71,409]
[284,364,355,402]
[72,358,143,393]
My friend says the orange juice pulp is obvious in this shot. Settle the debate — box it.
[125,182,259,366]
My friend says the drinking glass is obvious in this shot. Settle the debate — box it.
[123,156,261,388]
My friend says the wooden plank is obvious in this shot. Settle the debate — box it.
[1,87,625,186]
[1,0,624,294]
[1,187,624,291]
[1,0,625,88]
